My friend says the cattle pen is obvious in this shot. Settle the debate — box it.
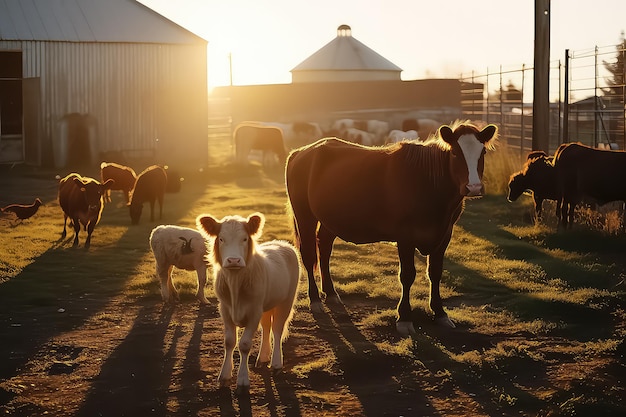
[460,42,626,157]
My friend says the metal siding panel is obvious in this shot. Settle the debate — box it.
[2,39,207,167]
[0,0,207,44]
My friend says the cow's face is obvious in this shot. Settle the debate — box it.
[507,172,526,202]
[197,213,264,270]
[129,202,143,225]
[73,178,113,211]
[441,124,497,197]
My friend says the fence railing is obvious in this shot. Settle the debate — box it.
[460,42,625,156]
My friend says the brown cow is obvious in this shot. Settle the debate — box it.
[58,173,114,248]
[554,142,626,229]
[234,123,287,165]
[507,151,558,220]
[129,165,167,225]
[285,122,498,336]
[100,162,137,204]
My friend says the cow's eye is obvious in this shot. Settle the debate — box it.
[218,237,224,243]
[243,237,248,242]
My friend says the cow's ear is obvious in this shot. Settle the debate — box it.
[439,125,455,144]
[196,215,221,237]
[477,124,498,144]
[246,212,265,238]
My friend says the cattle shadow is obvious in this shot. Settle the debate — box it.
[306,302,434,416]
[313,240,621,415]
[76,304,175,416]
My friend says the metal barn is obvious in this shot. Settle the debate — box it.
[0,0,208,170]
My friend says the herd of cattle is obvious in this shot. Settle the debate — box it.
[3,118,626,392]
[233,117,442,165]
[507,141,626,229]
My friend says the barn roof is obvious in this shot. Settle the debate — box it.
[0,0,205,44]
[291,25,401,72]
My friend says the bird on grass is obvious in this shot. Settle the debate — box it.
[1,198,43,223]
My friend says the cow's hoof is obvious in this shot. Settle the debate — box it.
[396,321,416,336]
[309,301,323,313]
[435,315,456,328]
[325,294,342,305]
[255,360,269,369]
[235,384,250,395]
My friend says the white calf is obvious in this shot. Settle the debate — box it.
[149,225,209,304]
[197,212,300,392]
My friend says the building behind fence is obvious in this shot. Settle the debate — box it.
[460,42,626,157]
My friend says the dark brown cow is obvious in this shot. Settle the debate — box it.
[554,142,626,229]
[58,173,114,248]
[507,151,558,220]
[129,165,167,225]
[234,123,287,165]
[100,162,137,204]
[285,122,498,335]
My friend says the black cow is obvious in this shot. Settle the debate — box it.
[507,151,558,220]
[554,142,626,229]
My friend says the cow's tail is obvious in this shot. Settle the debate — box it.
[285,198,319,273]
[285,199,300,249]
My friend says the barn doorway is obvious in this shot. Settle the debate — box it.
[0,51,24,164]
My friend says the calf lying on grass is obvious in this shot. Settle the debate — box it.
[149,225,209,304]
[197,212,300,392]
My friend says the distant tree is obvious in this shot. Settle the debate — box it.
[602,31,625,102]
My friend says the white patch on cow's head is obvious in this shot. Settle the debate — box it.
[217,219,251,269]
[457,133,485,196]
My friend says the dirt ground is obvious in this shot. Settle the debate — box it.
[0,289,527,417]
[0,164,625,417]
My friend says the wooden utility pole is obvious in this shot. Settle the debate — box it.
[533,0,551,152]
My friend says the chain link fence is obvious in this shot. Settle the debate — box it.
[460,42,626,157]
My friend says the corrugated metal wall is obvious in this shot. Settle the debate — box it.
[0,39,208,169]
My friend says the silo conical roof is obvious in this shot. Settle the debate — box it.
[291,25,401,82]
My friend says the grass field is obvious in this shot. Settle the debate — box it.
[0,136,625,416]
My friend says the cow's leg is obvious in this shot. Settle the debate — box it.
[296,218,322,310]
[166,265,179,302]
[256,311,272,367]
[426,233,455,329]
[157,194,163,220]
[149,199,156,221]
[317,224,340,304]
[61,213,68,239]
[218,314,236,388]
[72,218,81,247]
[156,262,171,302]
[396,243,417,336]
[84,220,97,249]
[560,197,576,229]
[269,301,293,371]
[534,196,544,222]
[195,266,209,304]
[236,314,262,392]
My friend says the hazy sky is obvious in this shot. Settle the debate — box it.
[140,0,625,89]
